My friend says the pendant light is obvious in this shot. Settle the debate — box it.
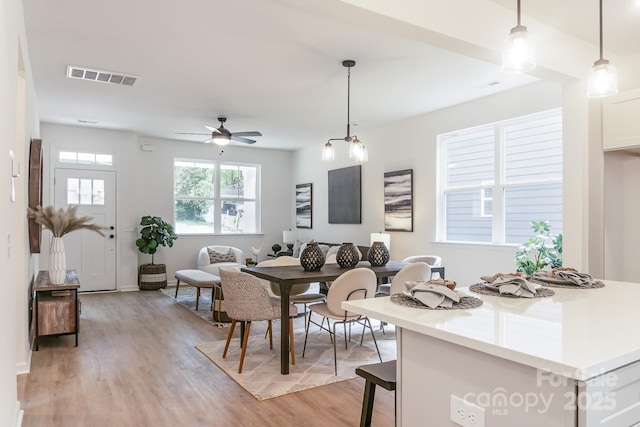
[501,0,536,74]
[322,60,368,163]
[587,0,618,98]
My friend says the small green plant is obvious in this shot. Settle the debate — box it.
[271,243,282,253]
[515,220,562,276]
[135,216,178,264]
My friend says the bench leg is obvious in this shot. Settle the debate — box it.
[360,380,376,427]
[195,287,201,311]
[174,279,181,298]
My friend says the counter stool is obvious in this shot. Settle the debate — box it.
[355,360,397,427]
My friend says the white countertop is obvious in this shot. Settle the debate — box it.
[343,280,640,381]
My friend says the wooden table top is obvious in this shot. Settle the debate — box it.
[34,270,80,291]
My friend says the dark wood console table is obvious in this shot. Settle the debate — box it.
[34,270,80,350]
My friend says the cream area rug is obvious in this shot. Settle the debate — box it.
[195,322,396,401]
[160,285,396,400]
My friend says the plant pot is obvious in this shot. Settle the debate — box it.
[138,263,167,290]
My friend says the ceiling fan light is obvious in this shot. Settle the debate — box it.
[587,60,618,98]
[501,25,535,74]
[322,141,335,161]
[212,133,231,146]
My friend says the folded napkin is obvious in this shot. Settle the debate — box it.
[534,270,593,287]
[410,283,460,309]
[481,274,537,298]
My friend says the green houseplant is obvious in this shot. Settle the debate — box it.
[515,220,562,276]
[136,215,178,289]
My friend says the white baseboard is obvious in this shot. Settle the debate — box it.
[13,401,23,427]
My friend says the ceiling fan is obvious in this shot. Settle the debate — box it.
[177,117,262,145]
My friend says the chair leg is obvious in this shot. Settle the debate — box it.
[268,320,273,350]
[174,279,180,298]
[289,318,296,365]
[344,322,348,349]
[302,310,312,357]
[365,317,383,363]
[238,321,251,373]
[332,320,340,375]
[223,319,236,358]
[360,379,377,427]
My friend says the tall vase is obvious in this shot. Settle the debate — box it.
[336,242,360,268]
[49,236,67,284]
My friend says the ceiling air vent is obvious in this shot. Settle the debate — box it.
[66,65,138,87]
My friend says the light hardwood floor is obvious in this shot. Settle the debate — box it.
[17,290,394,427]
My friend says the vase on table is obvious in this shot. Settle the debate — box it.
[336,242,360,268]
[367,241,390,267]
[49,236,67,284]
[300,242,325,272]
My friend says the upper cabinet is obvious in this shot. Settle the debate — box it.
[603,88,640,153]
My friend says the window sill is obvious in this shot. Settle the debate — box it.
[432,241,519,249]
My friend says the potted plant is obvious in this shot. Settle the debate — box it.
[271,243,282,254]
[515,220,562,276]
[136,215,178,290]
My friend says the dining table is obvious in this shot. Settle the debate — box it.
[241,260,416,375]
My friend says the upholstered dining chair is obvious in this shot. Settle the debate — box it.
[376,262,432,296]
[402,255,442,278]
[302,267,382,375]
[219,268,298,373]
[257,256,326,327]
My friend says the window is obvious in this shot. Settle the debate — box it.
[59,151,113,166]
[438,109,562,244]
[66,178,105,205]
[174,159,260,234]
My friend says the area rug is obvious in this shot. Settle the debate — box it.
[160,286,227,326]
[196,323,396,401]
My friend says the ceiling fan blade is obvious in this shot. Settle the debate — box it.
[231,136,256,145]
[205,125,221,133]
[232,131,262,137]
[176,132,210,136]
[203,138,214,144]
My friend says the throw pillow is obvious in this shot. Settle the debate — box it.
[292,239,303,257]
[295,239,315,257]
[208,248,236,263]
[325,245,340,258]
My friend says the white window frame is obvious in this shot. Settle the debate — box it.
[436,108,562,244]
[174,158,261,235]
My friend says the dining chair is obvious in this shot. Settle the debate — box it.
[376,262,432,296]
[219,268,298,373]
[402,255,442,278]
[302,267,382,375]
[257,256,325,327]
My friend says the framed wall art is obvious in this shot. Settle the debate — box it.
[384,169,413,232]
[296,183,312,228]
[328,165,361,224]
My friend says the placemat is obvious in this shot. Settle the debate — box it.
[469,283,555,298]
[530,278,605,289]
[390,293,483,310]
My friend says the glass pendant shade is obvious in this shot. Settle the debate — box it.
[355,145,368,163]
[501,26,535,74]
[322,142,335,161]
[587,60,618,98]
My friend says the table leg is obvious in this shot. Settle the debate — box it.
[280,284,291,375]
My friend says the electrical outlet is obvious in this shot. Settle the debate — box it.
[450,395,485,427]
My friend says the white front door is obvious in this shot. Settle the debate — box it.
[54,168,117,292]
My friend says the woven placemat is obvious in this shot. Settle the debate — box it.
[469,283,555,298]
[390,293,483,310]
[529,278,605,289]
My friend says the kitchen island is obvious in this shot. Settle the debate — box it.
[343,280,640,426]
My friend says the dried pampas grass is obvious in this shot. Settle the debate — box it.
[27,205,108,237]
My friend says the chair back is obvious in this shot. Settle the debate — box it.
[326,268,377,317]
[256,257,310,296]
[198,245,244,266]
[390,262,431,295]
[402,255,441,267]
[219,268,279,321]
[325,254,337,264]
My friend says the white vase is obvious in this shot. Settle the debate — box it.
[49,236,67,284]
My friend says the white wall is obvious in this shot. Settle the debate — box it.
[39,123,293,290]
[292,80,562,286]
[1,0,40,424]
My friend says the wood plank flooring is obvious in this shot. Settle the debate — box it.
[17,290,394,427]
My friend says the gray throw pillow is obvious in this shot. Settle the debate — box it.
[208,248,236,263]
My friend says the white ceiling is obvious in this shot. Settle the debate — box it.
[22,0,640,151]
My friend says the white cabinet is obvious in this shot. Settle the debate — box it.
[603,88,640,151]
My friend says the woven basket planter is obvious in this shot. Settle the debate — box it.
[138,264,167,290]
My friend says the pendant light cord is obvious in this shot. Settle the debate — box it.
[517,0,521,27]
[599,0,604,61]
[346,66,351,139]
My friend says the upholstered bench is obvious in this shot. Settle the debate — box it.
[174,269,220,311]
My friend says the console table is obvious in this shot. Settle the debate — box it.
[34,270,80,350]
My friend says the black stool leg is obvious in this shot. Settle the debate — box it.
[360,379,376,427]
